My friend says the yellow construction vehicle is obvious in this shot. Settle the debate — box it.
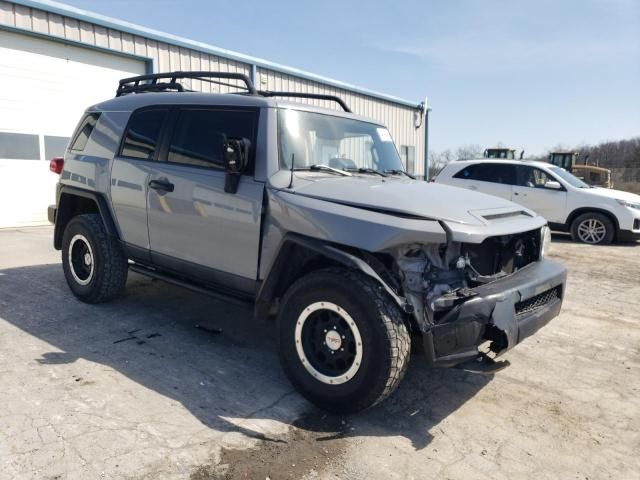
[547,151,611,188]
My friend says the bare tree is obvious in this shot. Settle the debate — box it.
[455,144,483,160]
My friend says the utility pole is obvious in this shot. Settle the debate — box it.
[423,97,431,181]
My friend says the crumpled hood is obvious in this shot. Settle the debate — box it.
[286,176,536,225]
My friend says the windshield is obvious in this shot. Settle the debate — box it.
[549,166,590,188]
[278,109,403,172]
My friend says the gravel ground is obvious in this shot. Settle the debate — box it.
[0,227,638,479]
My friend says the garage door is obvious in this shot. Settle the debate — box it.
[0,29,146,228]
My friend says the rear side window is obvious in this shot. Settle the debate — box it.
[167,109,257,170]
[454,163,516,184]
[70,113,100,152]
[121,109,168,160]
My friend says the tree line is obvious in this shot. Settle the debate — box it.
[427,137,640,181]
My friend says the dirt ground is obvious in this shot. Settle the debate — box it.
[0,227,638,480]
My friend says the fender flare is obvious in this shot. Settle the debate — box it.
[254,233,411,320]
[53,186,120,249]
[566,207,620,232]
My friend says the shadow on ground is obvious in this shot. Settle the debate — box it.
[0,263,490,454]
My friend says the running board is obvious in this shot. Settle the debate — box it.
[129,264,253,307]
[454,353,510,375]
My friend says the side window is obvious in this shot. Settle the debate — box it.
[167,109,257,170]
[490,164,517,185]
[70,113,100,152]
[517,166,553,188]
[120,109,168,160]
[453,163,515,184]
[454,164,480,180]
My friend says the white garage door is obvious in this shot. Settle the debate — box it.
[0,29,146,228]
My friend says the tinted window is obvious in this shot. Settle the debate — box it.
[454,163,516,184]
[0,132,40,160]
[44,135,70,159]
[517,166,555,188]
[70,113,100,152]
[168,109,257,169]
[121,109,168,160]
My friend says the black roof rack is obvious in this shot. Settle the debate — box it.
[258,90,351,112]
[115,71,352,112]
[116,71,257,97]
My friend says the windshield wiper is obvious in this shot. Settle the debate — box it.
[294,164,352,176]
[345,167,387,177]
[384,169,416,179]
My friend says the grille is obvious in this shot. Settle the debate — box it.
[515,286,561,316]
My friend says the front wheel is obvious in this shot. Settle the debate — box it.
[277,268,410,413]
[570,212,615,245]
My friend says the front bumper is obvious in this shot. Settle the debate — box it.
[423,259,567,367]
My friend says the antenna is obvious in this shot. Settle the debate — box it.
[287,153,295,189]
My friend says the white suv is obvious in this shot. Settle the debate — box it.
[435,159,640,245]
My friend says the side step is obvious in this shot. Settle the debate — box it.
[454,352,510,375]
[129,264,253,307]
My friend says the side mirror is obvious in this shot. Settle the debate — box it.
[545,180,562,190]
[223,137,250,193]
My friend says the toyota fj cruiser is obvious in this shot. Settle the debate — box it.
[48,72,566,413]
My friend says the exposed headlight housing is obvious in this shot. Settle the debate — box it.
[540,225,551,258]
[616,199,640,210]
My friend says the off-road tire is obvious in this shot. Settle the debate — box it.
[277,268,410,413]
[570,212,615,245]
[61,214,128,303]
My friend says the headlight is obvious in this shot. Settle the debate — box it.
[616,199,640,210]
[540,225,551,258]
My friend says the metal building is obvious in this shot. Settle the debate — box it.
[0,0,428,228]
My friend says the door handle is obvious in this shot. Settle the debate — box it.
[468,185,477,190]
[148,178,174,193]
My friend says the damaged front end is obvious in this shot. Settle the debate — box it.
[393,227,566,369]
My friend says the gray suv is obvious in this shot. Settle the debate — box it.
[48,72,566,413]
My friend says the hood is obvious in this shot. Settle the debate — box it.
[580,187,640,203]
[284,175,537,226]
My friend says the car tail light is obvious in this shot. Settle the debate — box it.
[49,157,64,174]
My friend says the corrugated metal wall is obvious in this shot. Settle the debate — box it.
[0,0,426,177]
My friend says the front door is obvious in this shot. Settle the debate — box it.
[512,166,567,223]
[146,107,264,290]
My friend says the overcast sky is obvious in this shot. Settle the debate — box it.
[62,0,640,155]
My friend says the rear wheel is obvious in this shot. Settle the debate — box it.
[570,212,615,245]
[277,268,410,413]
[61,214,128,303]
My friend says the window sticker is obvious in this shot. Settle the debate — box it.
[377,128,393,142]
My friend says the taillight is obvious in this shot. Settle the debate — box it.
[49,157,64,174]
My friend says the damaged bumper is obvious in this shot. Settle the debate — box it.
[423,259,567,367]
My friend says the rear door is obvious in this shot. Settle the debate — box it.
[512,165,567,222]
[450,162,516,200]
[110,108,170,255]
[146,106,264,291]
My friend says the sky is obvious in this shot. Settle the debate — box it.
[61,0,640,155]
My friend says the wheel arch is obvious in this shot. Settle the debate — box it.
[255,233,411,323]
[566,207,620,236]
[54,186,120,250]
